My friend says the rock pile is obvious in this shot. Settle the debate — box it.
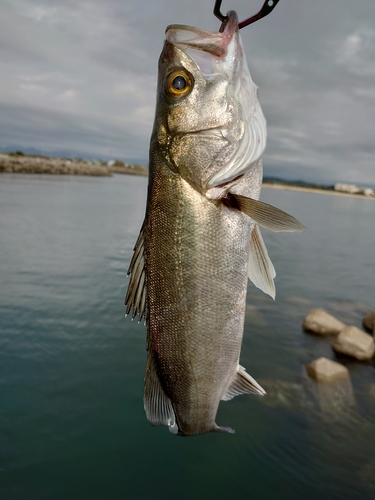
[0,153,149,177]
[303,308,375,382]
[0,153,111,176]
[108,160,148,176]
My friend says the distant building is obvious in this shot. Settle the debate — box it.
[334,183,360,194]
[334,183,374,196]
[362,188,374,196]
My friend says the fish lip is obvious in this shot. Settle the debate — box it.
[165,11,239,57]
[166,24,218,38]
[166,11,238,38]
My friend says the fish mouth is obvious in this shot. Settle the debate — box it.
[165,11,239,58]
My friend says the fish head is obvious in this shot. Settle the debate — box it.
[151,11,266,196]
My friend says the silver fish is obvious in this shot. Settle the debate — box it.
[126,11,305,436]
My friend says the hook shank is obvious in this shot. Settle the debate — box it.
[214,0,280,30]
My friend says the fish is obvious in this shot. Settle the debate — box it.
[125,11,305,436]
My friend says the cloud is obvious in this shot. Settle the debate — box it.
[1,0,375,185]
[335,28,375,76]
[23,4,58,23]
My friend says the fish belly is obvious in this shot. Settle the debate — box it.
[144,156,251,435]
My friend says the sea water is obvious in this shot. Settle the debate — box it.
[1,173,374,500]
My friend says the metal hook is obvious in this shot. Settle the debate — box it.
[214,0,280,31]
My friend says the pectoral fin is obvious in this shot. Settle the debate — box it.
[125,225,148,322]
[248,225,276,299]
[222,365,266,401]
[227,193,306,232]
[144,353,178,434]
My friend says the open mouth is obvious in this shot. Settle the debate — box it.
[165,11,239,58]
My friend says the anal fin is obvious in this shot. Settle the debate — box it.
[214,425,235,434]
[248,225,276,299]
[144,353,177,434]
[222,365,266,401]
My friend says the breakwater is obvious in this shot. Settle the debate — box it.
[0,153,148,177]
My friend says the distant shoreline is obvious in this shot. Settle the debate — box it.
[1,152,374,199]
[262,183,375,200]
[0,152,148,177]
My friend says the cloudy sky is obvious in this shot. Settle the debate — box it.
[1,0,375,185]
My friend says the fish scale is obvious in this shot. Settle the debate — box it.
[146,156,250,435]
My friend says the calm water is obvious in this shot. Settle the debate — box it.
[1,173,374,500]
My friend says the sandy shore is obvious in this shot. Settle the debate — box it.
[262,183,375,200]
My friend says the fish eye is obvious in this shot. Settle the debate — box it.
[173,75,186,90]
[166,70,193,98]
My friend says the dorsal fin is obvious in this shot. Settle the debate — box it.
[248,225,276,299]
[125,225,148,322]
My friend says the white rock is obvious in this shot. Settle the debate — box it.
[332,326,375,360]
[305,357,349,383]
[303,308,346,336]
[363,312,375,333]
[304,358,357,418]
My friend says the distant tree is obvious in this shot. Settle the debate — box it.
[9,151,24,156]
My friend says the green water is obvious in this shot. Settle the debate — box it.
[1,174,374,499]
